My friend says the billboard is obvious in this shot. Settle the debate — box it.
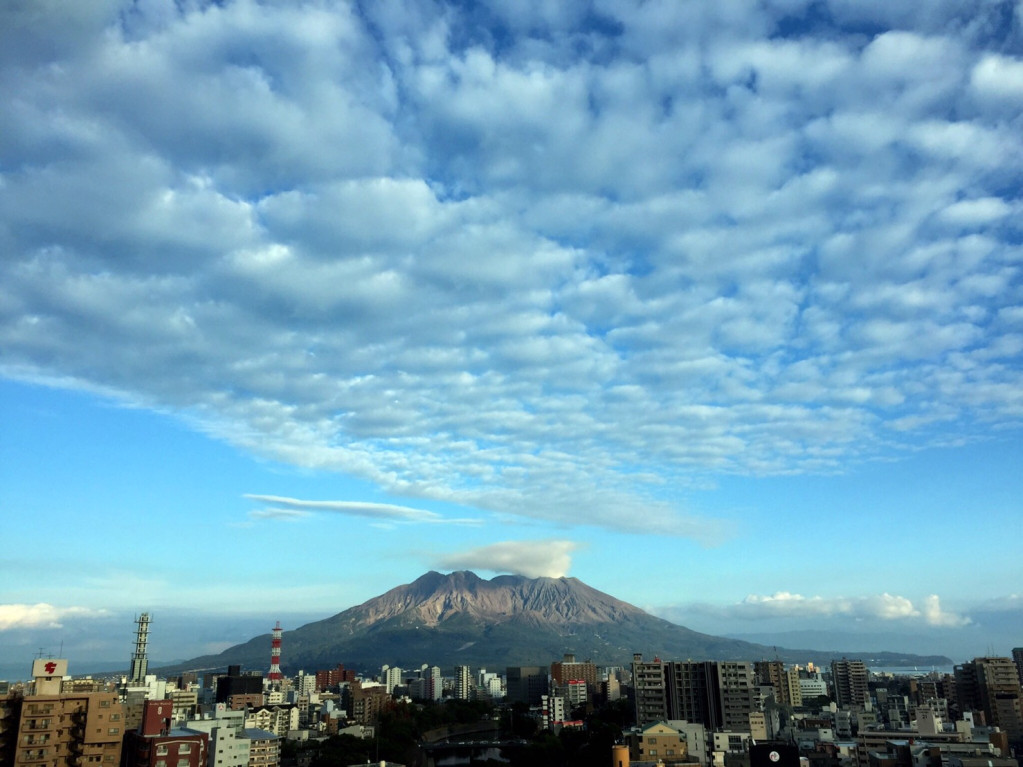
[32,658,69,678]
[750,743,800,767]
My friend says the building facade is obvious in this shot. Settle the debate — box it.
[831,660,869,709]
[9,661,124,767]
[122,700,208,767]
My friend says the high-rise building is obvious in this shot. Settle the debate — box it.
[664,661,714,728]
[382,666,403,695]
[506,667,549,705]
[753,660,801,707]
[955,657,1023,739]
[215,667,264,710]
[831,659,869,708]
[755,661,785,697]
[314,664,354,692]
[551,654,598,694]
[427,666,443,702]
[632,654,668,726]
[716,661,756,730]
[1012,648,1023,688]
[8,660,125,767]
[662,660,756,730]
[454,666,472,700]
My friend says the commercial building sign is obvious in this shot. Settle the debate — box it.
[32,658,69,678]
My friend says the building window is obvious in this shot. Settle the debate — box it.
[157,746,169,756]
[179,745,191,754]
[177,761,190,767]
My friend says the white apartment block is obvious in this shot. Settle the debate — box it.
[186,708,250,767]
[244,705,299,737]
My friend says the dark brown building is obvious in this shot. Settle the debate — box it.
[314,666,354,692]
[121,700,208,767]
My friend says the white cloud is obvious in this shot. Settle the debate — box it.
[921,594,972,628]
[248,508,310,521]
[1,0,1021,539]
[436,540,580,578]
[0,604,109,631]
[971,53,1023,102]
[243,494,481,525]
[731,592,971,627]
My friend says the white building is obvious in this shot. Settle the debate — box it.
[541,695,565,729]
[668,720,708,766]
[293,672,316,696]
[481,675,503,700]
[186,706,250,767]
[713,731,751,755]
[799,672,828,700]
[382,666,402,695]
[428,667,442,701]
[244,705,299,738]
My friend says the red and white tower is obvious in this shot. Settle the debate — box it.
[269,621,283,682]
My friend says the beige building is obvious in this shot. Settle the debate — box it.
[244,706,299,738]
[629,721,689,764]
[242,728,279,767]
[8,661,125,767]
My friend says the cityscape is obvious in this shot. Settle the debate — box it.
[1,609,1022,767]
[2,1,1022,766]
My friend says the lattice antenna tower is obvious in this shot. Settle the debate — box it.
[129,612,150,683]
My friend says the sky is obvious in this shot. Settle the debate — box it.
[1,0,1022,675]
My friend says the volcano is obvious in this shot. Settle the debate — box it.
[166,571,951,673]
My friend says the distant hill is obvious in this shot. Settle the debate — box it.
[161,571,952,674]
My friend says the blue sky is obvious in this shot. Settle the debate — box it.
[2,0,1022,673]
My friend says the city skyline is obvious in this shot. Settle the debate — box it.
[2,0,1022,670]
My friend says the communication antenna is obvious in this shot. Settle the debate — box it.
[129,613,151,683]
[268,621,283,682]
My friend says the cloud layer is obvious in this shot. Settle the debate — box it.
[737,592,972,627]
[1,1,1021,535]
[0,603,109,631]
[659,591,972,629]
[244,494,480,525]
[436,540,580,578]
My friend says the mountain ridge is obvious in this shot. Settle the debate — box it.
[161,571,951,674]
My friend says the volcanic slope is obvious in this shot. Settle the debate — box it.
[169,571,950,673]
